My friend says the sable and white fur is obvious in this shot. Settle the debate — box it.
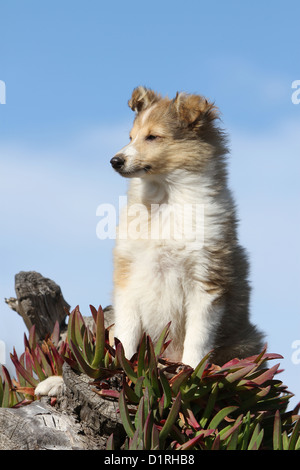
[111,86,264,368]
[34,87,264,397]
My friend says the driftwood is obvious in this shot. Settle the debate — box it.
[1,271,121,450]
[5,271,70,340]
[0,363,124,450]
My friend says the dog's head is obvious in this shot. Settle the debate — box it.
[110,86,225,177]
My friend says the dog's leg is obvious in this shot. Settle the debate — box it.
[181,289,223,369]
[113,291,142,360]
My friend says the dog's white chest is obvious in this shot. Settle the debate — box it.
[124,241,188,348]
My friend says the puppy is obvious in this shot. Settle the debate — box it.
[110,86,264,368]
[34,87,265,397]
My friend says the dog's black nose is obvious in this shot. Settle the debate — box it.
[110,155,125,170]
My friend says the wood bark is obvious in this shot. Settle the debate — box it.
[5,271,70,340]
[0,363,124,450]
[1,272,121,450]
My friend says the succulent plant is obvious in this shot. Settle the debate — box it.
[0,364,24,408]
[1,321,66,407]
[64,305,119,378]
[104,333,300,450]
[1,304,299,450]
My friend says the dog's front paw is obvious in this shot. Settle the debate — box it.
[181,350,205,370]
[35,376,64,397]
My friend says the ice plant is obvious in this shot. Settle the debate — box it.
[1,321,66,406]
[106,341,300,450]
[1,305,299,450]
[0,364,25,408]
[102,323,300,450]
[64,305,119,378]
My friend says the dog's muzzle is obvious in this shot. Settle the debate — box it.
[110,154,125,170]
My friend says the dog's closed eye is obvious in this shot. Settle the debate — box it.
[146,135,158,141]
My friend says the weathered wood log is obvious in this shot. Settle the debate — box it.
[0,364,124,450]
[0,399,84,450]
[5,271,70,340]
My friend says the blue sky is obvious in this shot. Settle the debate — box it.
[0,1,299,408]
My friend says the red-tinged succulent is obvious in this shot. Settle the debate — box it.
[107,342,300,450]
[65,305,119,378]
[0,364,27,408]
[101,320,300,450]
[1,322,67,406]
[1,304,299,450]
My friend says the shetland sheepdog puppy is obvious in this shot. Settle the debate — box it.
[34,86,265,397]
[110,86,264,368]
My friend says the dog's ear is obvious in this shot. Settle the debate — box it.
[173,92,219,127]
[128,86,161,113]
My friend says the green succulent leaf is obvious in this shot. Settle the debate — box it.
[119,389,135,439]
[28,325,37,350]
[208,406,239,430]
[134,376,145,399]
[226,425,240,450]
[29,347,47,382]
[91,306,105,369]
[273,410,283,450]
[37,344,55,377]
[176,432,206,450]
[225,365,255,384]
[247,423,264,450]
[106,433,115,450]
[137,334,147,377]
[159,392,181,445]
[154,322,171,358]
[170,367,193,396]
[69,340,101,378]
[123,380,139,404]
[191,351,211,380]
[143,410,154,449]
[147,337,158,381]
[10,350,39,388]
[135,396,146,438]
[159,369,172,409]
[1,366,12,407]
[151,424,160,450]
[288,417,300,450]
[199,382,218,428]
[247,363,280,385]
[51,321,60,347]
[220,414,243,443]
[116,343,137,384]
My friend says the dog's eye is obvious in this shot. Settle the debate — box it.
[146,135,157,141]
[129,135,132,141]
